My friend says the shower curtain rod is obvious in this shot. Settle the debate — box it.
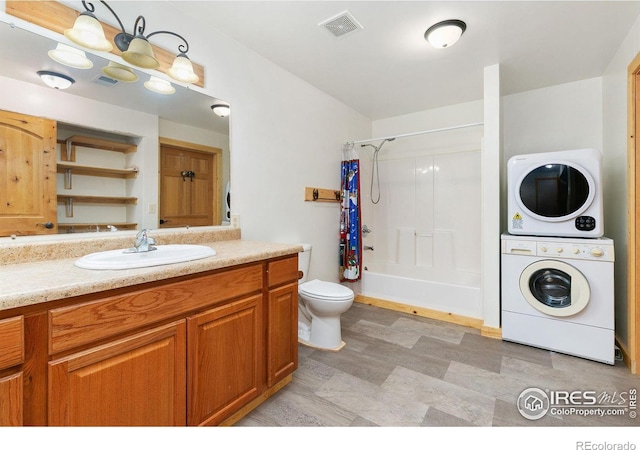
[347,121,484,146]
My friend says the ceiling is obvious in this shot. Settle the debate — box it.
[174,0,640,121]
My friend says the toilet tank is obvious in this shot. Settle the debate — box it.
[298,243,312,284]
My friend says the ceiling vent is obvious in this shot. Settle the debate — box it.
[91,74,119,87]
[319,10,363,38]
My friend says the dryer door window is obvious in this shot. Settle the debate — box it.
[517,163,593,221]
[519,260,590,317]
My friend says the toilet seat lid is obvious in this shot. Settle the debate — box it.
[299,279,354,301]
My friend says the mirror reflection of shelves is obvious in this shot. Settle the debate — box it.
[57,223,138,233]
[57,164,138,180]
[56,132,139,233]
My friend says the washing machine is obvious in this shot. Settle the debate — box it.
[501,233,614,364]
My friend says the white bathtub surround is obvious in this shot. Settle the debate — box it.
[364,148,482,318]
[360,102,485,321]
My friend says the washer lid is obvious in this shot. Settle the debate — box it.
[299,279,354,300]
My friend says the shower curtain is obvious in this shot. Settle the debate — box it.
[340,143,362,282]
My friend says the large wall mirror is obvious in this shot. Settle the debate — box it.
[0,15,231,238]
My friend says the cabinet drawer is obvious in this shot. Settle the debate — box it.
[267,256,299,288]
[0,316,24,370]
[49,264,263,354]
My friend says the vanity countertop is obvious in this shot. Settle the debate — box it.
[0,238,302,312]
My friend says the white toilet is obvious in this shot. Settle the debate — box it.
[298,243,354,351]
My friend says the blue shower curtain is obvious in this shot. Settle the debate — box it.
[340,144,362,282]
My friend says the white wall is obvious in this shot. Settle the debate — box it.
[603,14,640,350]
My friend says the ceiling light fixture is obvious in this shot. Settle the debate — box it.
[48,43,93,69]
[37,71,75,90]
[424,19,466,48]
[211,104,230,117]
[65,1,199,84]
[144,76,175,95]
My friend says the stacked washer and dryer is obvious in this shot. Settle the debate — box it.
[502,148,615,364]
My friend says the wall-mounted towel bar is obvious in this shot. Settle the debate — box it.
[304,187,341,203]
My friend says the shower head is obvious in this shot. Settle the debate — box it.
[361,138,395,152]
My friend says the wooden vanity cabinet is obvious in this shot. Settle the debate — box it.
[3,255,300,427]
[267,257,299,387]
[187,294,263,426]
[48,321,186,426]
[0,316,25,426]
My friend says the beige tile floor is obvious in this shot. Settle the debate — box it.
[236,303,639,427]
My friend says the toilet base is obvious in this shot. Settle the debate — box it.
[298,337,346,352]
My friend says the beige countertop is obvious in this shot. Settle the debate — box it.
[0,232,301,312]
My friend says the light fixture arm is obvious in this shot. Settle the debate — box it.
[79,1,191,56]
[146,30,190,56]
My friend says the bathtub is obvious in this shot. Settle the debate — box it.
[360,261,482,319]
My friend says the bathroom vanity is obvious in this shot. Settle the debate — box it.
[0,228,300,426]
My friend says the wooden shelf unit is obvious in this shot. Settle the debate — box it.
[56,134,139,226]
[60,136,137,162]
[57,164,138,180]
[57,223,138,233]
[57,195,138,205]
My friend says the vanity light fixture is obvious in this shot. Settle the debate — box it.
[211,104,230,117]
[37,71,75,90]
[424,19,466,48]
[102,61,138,82]
[144,76,175,95]
[48,43,93,69]
[65,1,199,83]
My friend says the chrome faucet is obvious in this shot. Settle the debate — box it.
[125,229,157,253]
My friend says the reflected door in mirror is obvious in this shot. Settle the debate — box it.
[160,143,220,228]
[0,110,57,236]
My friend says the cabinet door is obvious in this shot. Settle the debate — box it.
[0,372,23,426]
[0,110,57,236]
[267,283,298,387]
[48,321,186,426]
[187,295,262,426]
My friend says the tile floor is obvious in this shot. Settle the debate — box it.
[236,302,639,427]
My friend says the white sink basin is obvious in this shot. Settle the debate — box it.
[74,244,216,270]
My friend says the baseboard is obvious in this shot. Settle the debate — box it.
[615,338,637,374]
[218,374,293,426]
[355,295,501,339]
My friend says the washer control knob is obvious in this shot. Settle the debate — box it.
[590,248,604,257]
[556,247,564,253]
[540,246,547,253]
[573,248,580,255]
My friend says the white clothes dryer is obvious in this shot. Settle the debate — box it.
[507,148,604,237]
[501,234,614,364]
